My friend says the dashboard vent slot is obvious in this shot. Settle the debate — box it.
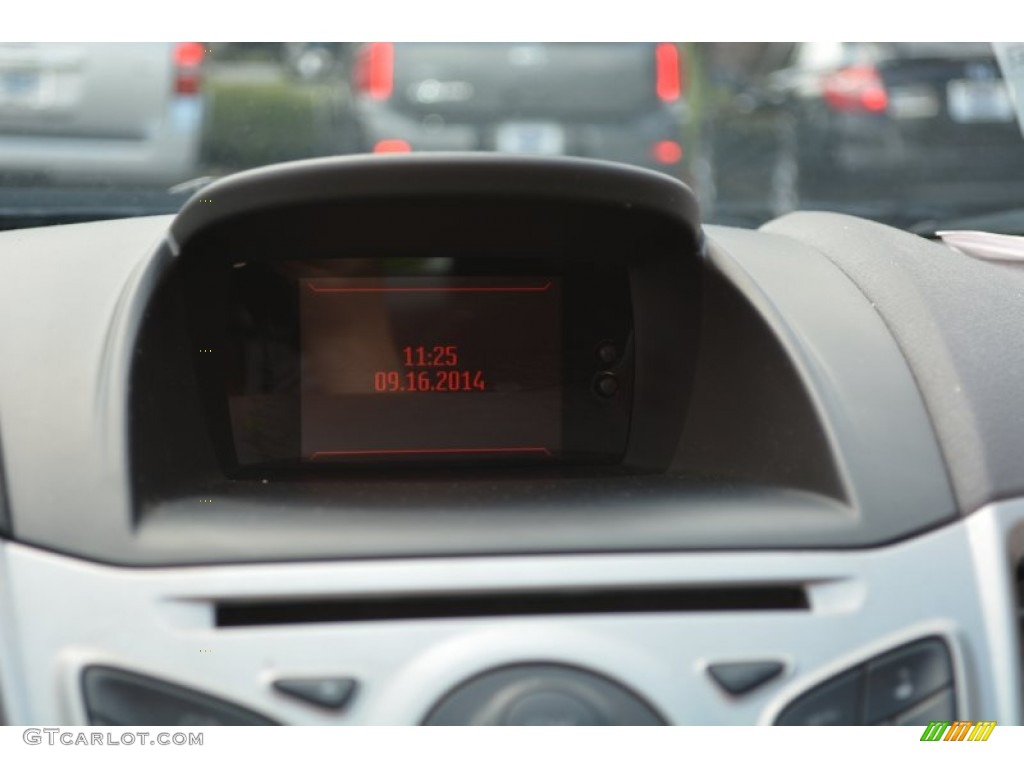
[215,585,809,627]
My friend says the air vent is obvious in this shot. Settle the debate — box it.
[216,584,809,627]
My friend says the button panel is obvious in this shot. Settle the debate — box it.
[774,637,955,726]
[423,663,665,726]
[82,666,278,726]
[775,669,863,725]
[864,638,952,723]
[886,688,956,726]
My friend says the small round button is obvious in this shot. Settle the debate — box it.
[502,690,603,726]
[596,341,618,365]
[594,372,619,398]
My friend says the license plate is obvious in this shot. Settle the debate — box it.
[888,87,939,120]
[0,69,43,107]
[947,79,1015,123]
[495,122,566,155]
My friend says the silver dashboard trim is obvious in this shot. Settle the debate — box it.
[0,499,1021,724]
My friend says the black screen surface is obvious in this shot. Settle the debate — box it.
[299,275,562,462]
[217,252,634,472]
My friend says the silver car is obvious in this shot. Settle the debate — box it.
[0,42,205,187]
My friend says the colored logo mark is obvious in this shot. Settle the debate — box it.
[920,720,996,741]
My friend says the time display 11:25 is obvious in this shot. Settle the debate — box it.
[373,345,486,393]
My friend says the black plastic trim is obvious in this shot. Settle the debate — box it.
[169,153,701,250]
[764,212,1024,515]
[0,163,961,564]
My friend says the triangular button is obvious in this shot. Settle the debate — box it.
[707,661,784,695]
[272,678,358,711]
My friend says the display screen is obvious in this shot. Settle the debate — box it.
[299,276,563,462]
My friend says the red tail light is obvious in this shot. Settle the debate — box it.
[823,65,888,113]
[355,43,395,100]
[373,139,411,153]
[652,140,683,164]
[174,42,205,68]
[174,42,205,95]
[656,43,682,102]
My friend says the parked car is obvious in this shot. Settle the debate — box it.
[0,42,206,188]
[282,42,352,81]
[702,42,1024,225]
[349,42,691,179]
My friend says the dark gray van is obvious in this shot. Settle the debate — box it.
[350,42,690,178]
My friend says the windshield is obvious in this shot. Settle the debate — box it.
[1,41,1022,233]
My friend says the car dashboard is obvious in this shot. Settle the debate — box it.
[0,154,1022,726]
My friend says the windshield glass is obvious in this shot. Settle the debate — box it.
[0,41,1021,233]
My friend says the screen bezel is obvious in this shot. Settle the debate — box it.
[179,197,698,477]
[204,252,634,473]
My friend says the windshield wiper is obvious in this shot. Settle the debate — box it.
[168,176,218,195]
[911,207,1024,238]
